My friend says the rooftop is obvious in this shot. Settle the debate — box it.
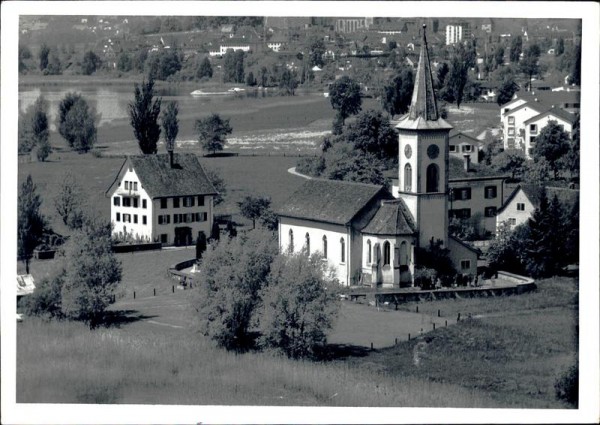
[277,178,387,225]
[362,199,416,236]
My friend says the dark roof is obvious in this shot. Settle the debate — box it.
[448,157,507,179]
[449,131,482,145]
[396,24,452,131]
[498,184,579,213]
[277,178,386,225]
[108,153,217,199]
[505,101,549,116]
[362,199,416,235]
[523,107,576,125]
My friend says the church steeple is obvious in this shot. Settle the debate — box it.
[396,24,452,130]
[408,24,439,121]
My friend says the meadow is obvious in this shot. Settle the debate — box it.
[16,274,578,407]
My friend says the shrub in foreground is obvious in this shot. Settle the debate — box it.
[258,253,339,359]
[554,361,578,406]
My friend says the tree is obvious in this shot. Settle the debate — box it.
[278,69,298,95]
[39,43,50,71]
[19,95,50,156]
[432,19,439,33]
[60,217,122,327]
[117,52,133,72]
[193,229,279,350]
[196,231,207,261]
[324,143,386,186]
[161,101,179,155]
[18,175,47,274]
[195,113,232,155]
[308,37,326,67]
[563,198,579,266]
[523,192,566,278]
[45,49,62,75]
[196,56,213,80]
[382,67,414,117]
[436,62,449,89]
[245,71,256,86]
[57,93,98,153]
[415,238,456,285]
[531,121,571,179]
[222,49,245,83]
[157,48,182,80]
[344,110,398,161]
[509,36,522,63]
[486,221,529,275]
[494,45,505,68]
[568,42,581,85]
[447,51,469,108]
[496,76,519,106]
[329,76,362,125]
[490,149,526,179]
[54,172,87,229]
[204,167,227,206]
[564,113,580,179]
[258,253,339,359]
[520,44,541,91]
[556,38,565,56]
[238,195,272,229]
[129,77,162,154]
[82,50,101,75]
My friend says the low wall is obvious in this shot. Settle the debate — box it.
[168,259,198,285]
[366,271,536,305]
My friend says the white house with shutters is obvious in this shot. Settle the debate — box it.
[106,153,217,246]
[278,25,478,287]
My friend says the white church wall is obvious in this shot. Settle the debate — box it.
[279,217,351,285]
[361,235,415,287]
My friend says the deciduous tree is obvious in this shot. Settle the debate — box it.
[196,56,213,80]
[382,67,414,117]
[39,43,50,71]
[54,172,87,229]
[490,149,526,179]
[19,95,50,157]
[531,121,570,179]
[520,44,541,91]
[258,253,339,359]
[278,69,298,95]
[57,93,98,153]
[496,76,519,106]
[344,110,398,161]
[509,36,522,63]
[329,76,362,125]
[18,175,47,274]
[238,195,272,229]
[82,50,101,75]
[195,113,232,155]
[60,217,122,328]
[129,77,162,154]
[161,101,179,154]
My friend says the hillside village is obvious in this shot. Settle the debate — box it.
[13,13,586,411]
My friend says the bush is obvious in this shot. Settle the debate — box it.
[22,271,65,319]
[554,361,578,406]
[258,253,339,359]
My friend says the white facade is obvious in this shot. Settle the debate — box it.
[445,25,463,45]
[209,44,251,57]
[267,42,283,52]
[361,235,415,288]
[449,133,481,165]
[523,115,573,159]
[110,167,214,246]
[502,103,544,150]
[279,217,351,285]
[496,188,535,230]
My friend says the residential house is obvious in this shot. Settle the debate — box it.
[106,153,217,246]
[496,184,579,230]
[278,25,478,287]
[449,130,482,165]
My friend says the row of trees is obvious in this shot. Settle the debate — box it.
[193,229,339,358]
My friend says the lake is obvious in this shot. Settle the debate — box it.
[19,82,374,154]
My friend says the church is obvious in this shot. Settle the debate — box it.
[277,25,478,287]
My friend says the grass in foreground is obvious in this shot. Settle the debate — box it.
[16,318,501,407]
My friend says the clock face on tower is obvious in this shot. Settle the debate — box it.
[427,144,440,159]
[404,144,412,159]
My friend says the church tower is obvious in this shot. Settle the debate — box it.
[396,24,453,249]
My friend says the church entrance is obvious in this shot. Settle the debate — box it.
[174,226,192,246]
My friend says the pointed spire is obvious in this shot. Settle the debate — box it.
[408,24,439,121]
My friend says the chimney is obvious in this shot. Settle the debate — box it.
[463,154,471,172]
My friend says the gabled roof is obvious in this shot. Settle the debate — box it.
[498,184,579,214]
[396,24,452,131]
[362,199,416,236]
[504,100,549,117]
[277,178,387,226]
[106,153,217,199]
[523,107,576,125]
[449,130,481,145]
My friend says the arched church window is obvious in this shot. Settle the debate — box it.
[340,238,346,263]
[400,241,408,266]
[426,164,439,193]
[383,241,391,266]
[305,233,310,256]
[404,164,412,191]
[322,235,328,258]
[367,240,372,264]
[288,229,294,253]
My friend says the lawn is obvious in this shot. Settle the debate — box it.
[17,151,306,232]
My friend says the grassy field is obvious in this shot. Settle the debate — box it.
[341,277,579,409]
[17,151,305,232]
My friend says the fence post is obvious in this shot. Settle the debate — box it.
[153,288,156,296]
[408,333,411,340]
[133,291,136,299]
[445,320,448,327]
[433,323,436,330]
[172,285,175,293]
[416,305,419,313]
[438,309,441,317]
[395,337,398,345]
[457,313,461,322]
[370,342,373,350]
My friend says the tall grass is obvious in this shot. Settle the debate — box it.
[17,319,501,407]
